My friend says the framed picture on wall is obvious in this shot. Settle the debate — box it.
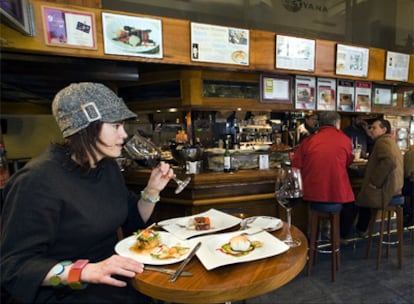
[260,74,292,103]
[372,85,393,106]
[335,44,369,78]
[295,75,315,110]
[276,35,315,72]
[0,0,35,36]
[385,51,410,82]
[102,12,163,58]
[316,78,336,111]
[42,6,96,49]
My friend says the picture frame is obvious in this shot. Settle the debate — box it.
[41,6,96,49]
[372,85,393,106]
[260,74,292,104]
[385,51,410,82]
[316,77,336,111]
[335,44,369,78]
[0,0,35,36]
[295,75,315,110]
[276,35,315,72]
[102,12,163,59]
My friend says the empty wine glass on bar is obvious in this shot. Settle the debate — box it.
[275,166,303,247]
[124,133,191,194]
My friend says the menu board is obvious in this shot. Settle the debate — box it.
[191,22,249,66]
[316,78,336,111]
[295,76,315,110]
[337,79,355,112]
[276,35,315,72]
[354,81,372,112]
[385,51,410,82]
[336,44,369,77]
[260,74,291,103]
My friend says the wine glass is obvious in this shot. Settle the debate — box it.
[275,166,303,247]
[124,133,191,194]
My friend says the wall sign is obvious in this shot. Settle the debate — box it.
[295,76,315,110]
[102,12,163,58]
[385,51,410,82]
[260,74,292,104]
[354,81,372,112]
[337,79,355,112]
[335,44,369,78]
[191,22,249,66]
[276,35,315,72]
[42,6,96,49]
[316,78,336,111]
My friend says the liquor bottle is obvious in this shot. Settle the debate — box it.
[223,140,232,173]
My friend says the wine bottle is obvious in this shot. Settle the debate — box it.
[223,140,232,173]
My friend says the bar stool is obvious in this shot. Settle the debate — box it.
[366,195,404,270]
[307,203,342,282]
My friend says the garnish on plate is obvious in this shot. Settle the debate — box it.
[150,244,190,260]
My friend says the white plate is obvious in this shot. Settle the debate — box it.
[115,231,195,265]
[241,216,283,231]
[193,228,289,270]
[158,208,241,240]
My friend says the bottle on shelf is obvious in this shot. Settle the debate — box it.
[223,139,232,173]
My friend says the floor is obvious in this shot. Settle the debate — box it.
[238,228,414,304]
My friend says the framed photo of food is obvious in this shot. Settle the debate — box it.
[42,6,96,49]
[102,12,163,58]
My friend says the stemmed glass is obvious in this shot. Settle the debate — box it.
[275,166,303,247]
[124,133,191,194]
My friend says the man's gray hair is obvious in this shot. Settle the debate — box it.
[318,111,341,127]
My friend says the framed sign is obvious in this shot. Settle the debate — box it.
[316,78,336,111]
[335,44,369,77]
[102,12,163,58]
[42,6,96,49]
[260,74,292,104]
[354,81,372,112]
[295,76,315,110]
[385,51,410,82]
[276,35,315,72]
[191,22,249,66]
[372,85,393,106]
[0,0,35,36]
[337,79,355,112]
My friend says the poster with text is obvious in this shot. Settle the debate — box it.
[355,81,372,113]
[337,79,355,112]
[191,22,249,66]
[316,78,336,111]
[385,51,410,82]
[295,76,315,110]
[276,35,315,72]
[336,44,369,77]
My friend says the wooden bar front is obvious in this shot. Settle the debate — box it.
[124,169,309,233]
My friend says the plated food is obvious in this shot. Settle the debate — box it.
[194,228,289,270]
[158,209,241,240]
[115,231,194,265]
[129,229,190,260]
[219,234,263,257]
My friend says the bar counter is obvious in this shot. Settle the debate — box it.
[124,161,366,235]
[123,168,310,233]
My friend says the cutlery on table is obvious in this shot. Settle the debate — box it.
[144,265,192,277]
[169,241,202,282]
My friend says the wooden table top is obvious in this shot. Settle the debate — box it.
[130,224,308,303]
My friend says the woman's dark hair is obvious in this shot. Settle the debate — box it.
[64,120,106,170]
[378,119,391,134]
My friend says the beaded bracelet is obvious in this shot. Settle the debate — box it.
[50,260,72,287]
[141,190,160,204]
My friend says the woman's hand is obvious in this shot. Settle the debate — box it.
[145,161,174,194]
[81,255,144,287]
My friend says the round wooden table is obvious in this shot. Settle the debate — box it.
[130,224,308,303]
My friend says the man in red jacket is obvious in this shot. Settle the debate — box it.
[292,111,355,239]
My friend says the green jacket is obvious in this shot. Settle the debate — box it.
[356,134,404,209]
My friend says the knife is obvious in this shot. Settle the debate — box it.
[144,265,192,277]
[169,241,202,282]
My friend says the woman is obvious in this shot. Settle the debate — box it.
[1,83,174,303]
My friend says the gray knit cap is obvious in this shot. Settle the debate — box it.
[52,82,137,138]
